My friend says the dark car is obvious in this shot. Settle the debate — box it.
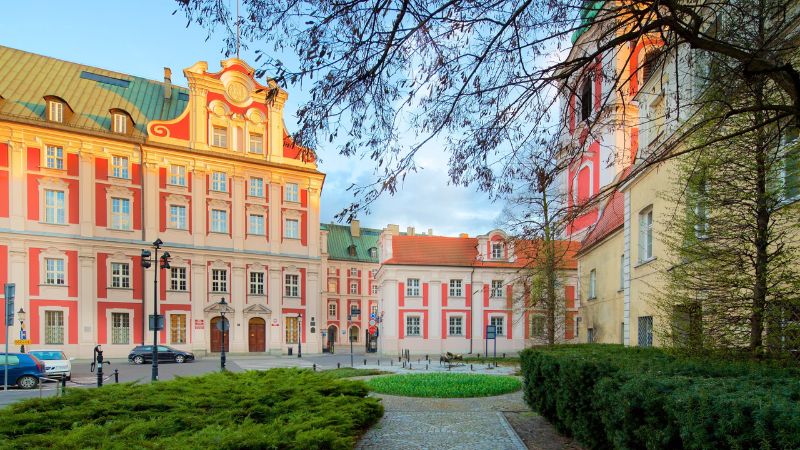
[128,345,194,364]
[0,353,46,389]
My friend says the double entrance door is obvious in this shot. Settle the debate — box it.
[209,316,268,352]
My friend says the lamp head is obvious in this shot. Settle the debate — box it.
[17,308,25,322]
[153,238,163,248]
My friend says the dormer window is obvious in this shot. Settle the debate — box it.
[368,247,378,258]
[491,242,503,259]
[113,113,127,134]
[48,100,64,123]
[348,245,357,256]
[580,78,592,121]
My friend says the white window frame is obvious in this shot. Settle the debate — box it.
[169,165,186,186]
[490,280,503,298]
[284,218,299,239]
[638,207,654,262]
[449,279,463,297]
[249,133,263,154]
[111,156,129,179]
[212,126,228,148]
[619,254,625,290]
[588,269,597,299]
[491,242,503,259]
[406,315,421,336]
[44,258,65,285]
[284,273,300,297]
[448,316,463,336]
[169,205,187,230]
[350,268,358,277]
[491,316,505,336]
[113,113,127,134]
[44,189,66,224]
[211,172,228,192]
[45,145,64,170]
[211,269,228,293]
[44,310,65,345]
[170,267,187,291]
[328,302,337,319]
[371,284,378,295]
[249,177,264,197]
[48,101,64,123]
[249,214,265,235]
[285,183,299,202]
[350,282,358,294]
[169,313,187,344]
[211,209,228,234]
[110,262,130,289]
[111,312,130,345]
[110,197,132,230]
[406,278,420,296]
[249,271,265,295]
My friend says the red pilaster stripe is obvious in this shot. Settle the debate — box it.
[398,282,405,307]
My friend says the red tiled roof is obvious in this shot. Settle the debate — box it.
[383,235,579,270]
[579,167,633,252]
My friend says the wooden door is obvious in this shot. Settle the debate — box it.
[248,317,266,352]
[210,316,229,352]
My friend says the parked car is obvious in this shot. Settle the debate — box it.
[128,346,194,364]
[0,353,45,389]
[28,350,73,380]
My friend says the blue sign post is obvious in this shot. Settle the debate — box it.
[485,325,497,360]
[4,283,16,391]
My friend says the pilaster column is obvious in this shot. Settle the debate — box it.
[78,251,96,346]
[269,177,283,254]
[142,161,160,242]
[78,150,95,237]
[231,263,246,350]
[231,175,246,250]
[192,166,207,248]
[8,139,26,230]
[268,267,283,351]
[191,259,208,353]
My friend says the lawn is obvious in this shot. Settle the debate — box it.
[0,368,383,449]
[366,373,521,398]
[322,367,388,379]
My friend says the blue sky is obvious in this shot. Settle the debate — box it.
[0,1,503,236]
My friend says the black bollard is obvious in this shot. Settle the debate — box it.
[503,353,506,358]
[425,354,429,361]
[426,364,428,370]
[470,364,473,371]
[337,362,341,369]
[377,359,380,366]
[313,363,317,372]
[114,369,119,384]
[478,353,481,358]
[61,376,66,395]
[364,359,367,366]
[390,360,393,366]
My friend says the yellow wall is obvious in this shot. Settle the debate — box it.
[578,230,625,343]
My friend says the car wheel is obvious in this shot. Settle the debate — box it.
[17,375,38,390]
[133,355,145,365]
[175,355,185,364]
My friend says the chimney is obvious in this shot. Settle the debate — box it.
[459,233,469,238]
[387,224,400,235]
[407,227,415,236]
[350,219,361,237]
[427,228,433,236]
[163,67,172,100]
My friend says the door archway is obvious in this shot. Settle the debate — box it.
[248,317,266,352]
[349,325,360,343]
[210,316,230,352]
[327,324,338,351]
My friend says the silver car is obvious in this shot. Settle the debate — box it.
[28,350,72,380]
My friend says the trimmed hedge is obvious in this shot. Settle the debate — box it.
[521,345,800,449]
[0,368,383,449]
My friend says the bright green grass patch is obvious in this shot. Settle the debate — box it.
[366,373,521,398]
[0,368,382,449]
[322,368,389,379]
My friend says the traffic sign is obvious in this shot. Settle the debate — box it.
[369,319,376,326]
[4,283,15,326]
[19,330,26,340]
[13,339,30,346]
[368,326,377,335]
[370,313,376,319]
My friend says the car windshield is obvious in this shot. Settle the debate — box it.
[30,351,66,360]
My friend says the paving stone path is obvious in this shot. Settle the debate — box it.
[357,391,530,450]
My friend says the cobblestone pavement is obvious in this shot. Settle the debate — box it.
[357,391,530,450]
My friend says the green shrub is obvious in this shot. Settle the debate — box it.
[520,345,800,449]
[0,368,383,449]
[366,373,521,398]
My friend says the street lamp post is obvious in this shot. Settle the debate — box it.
[218,298,228,371]
[140,239,170,382]
[17,308,26,353]
[297,313,302,358]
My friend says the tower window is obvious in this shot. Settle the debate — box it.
[580,78,592,121]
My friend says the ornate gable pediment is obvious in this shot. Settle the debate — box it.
[204,302,234,314]
[243,304,272,315]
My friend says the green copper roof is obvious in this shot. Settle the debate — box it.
[322,223,381,262]
[572,1,605,43]
[0,46,189,136]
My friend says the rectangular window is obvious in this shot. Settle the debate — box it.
[211,209,228,233]
[588,269,597,299]
[371,305,378,316]
[169,205,187,230]
[170,165,186,186]
[531,315,545,338]
[449,279,463,297]
[112,156,129,178]
[284,218,299,239]
[111,197,131,230]
[587,327,595,343]
[448,316,463,336]
[44,189,66,224]
[491,316,505,336]
[249,134,263,154]
[328,302,337,319]
[350,282,358,294]
[211,269,228,293]
[371,284,378,295]
[491,243,503,259]
[638,316,654,347]
[48,101,63,123]
[249,177,264,197]
[285,183,299,202]
[170,314,187,344]
[111,312,130,345]
[250,272,265,295]
[406,316,421,336]
[619,254,625,290]
[110,262,130,288]
[113,113,127,134]
[45,145,64,170]
[490,280,503,298]
[350,304,360,317]
[406,278,420,296]
[285,316,299,343]
[285,274,299,297]
[639,208,654,261]
[212,126,228,147]
[44,310,64,345]
[249,214,265,235]
[44,258,65,285]
[211,172,227,192]
[170,267,187,291]
[350,268,358,277]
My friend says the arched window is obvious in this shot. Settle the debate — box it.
[44,96,72,124]
[110,109,134,135]
[580,78,592,121]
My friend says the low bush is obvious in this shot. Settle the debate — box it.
[366,373,521,398]
[0,368,383,449]
[520,345,800,449]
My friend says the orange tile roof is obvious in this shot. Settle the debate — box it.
[383,235,579,269]
[579,167,632,253]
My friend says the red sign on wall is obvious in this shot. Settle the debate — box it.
[194,319,204,330]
